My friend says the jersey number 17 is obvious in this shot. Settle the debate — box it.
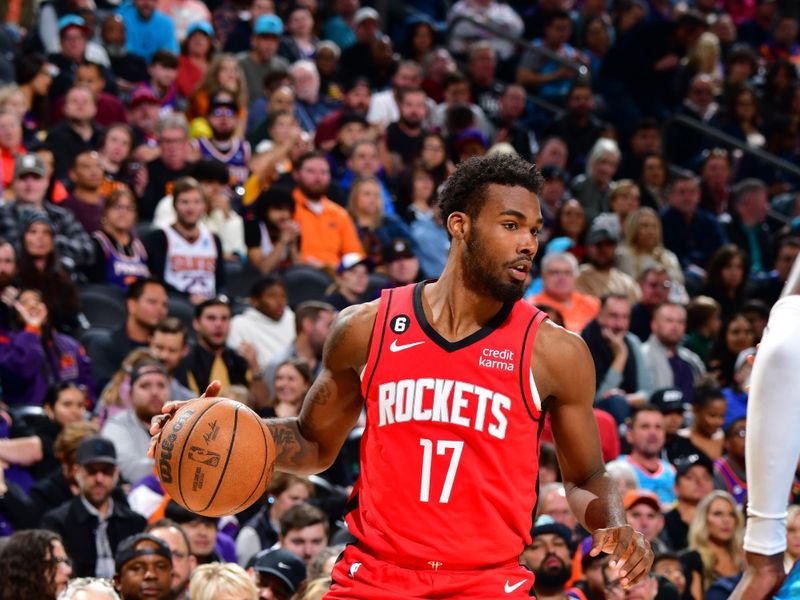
[419,438,464,504]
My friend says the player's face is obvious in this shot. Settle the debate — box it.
[129,283,169,329]
[627,412,665,458]
[693,398,725,437]
[255,283,288,321]
[194,305,231,349]
[115,542,172,600]
[461,184,541,304]
[625,504,663,542]
[148,526,196,597]
[280,523,327,564]
[131,372,170,422]
[182,520,217,557]
[653,558,685,595]
[675,466,713,503]
[706,497,737,544]
[271,482,311,521]
[47,386,87,428]
[76,462,118,507]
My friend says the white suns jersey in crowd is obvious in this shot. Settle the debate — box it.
[163,223,217,297]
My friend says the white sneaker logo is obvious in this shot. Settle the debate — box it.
[277,562,290,570]
[504,579,527,594]
[349,562,362,578]
[389,340,425,353]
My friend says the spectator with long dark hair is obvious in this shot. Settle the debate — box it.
[0,529,72,600]
[707,313,755,387]
[702,244,749,322]
[0,288,94,407]
[15,54,53,138]
[17,210,81,334]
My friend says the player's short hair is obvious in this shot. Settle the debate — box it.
[154,317,188,344]
[294,301,335,335]
[279,502,329,537]
[437,153,542,233]
[250,274,285,299]
[146,518,192,553]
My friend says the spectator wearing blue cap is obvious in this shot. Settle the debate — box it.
[157,0,211,43]
[48,15,114,100]
[177,21,215,99]
[118,0,179,64]
[237,14,290,106]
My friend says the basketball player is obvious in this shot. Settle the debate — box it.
[730,255,800,600]
[151,154,652,598]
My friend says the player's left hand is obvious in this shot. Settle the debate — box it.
[589,524,653,588]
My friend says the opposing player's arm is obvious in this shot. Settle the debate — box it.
[265,302,375,475]
[535,322,652,586]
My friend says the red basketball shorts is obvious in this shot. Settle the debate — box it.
[325,544,535,599]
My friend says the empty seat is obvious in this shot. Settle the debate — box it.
[284,266,333,309]
[79,290,127,330]
[225,260,261,302]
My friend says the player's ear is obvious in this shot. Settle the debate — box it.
[447,211,469,241]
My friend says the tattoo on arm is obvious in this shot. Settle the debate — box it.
[265,419,318,473]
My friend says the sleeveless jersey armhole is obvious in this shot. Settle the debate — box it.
[360,288,394,399]
[520,310,548,420]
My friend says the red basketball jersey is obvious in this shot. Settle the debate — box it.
[347,282,548,570]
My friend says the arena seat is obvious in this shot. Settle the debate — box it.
[78,289,127,330]
[283,266,333,309]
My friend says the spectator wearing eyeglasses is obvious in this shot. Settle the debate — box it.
[0,529,73,599]
[147,518,198,600]
[41,436,147,578]
[713,418,747,509]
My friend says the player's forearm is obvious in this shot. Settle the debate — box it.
[565,470,626,533]
[265,418,327,475]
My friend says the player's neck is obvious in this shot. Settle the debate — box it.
[422,267,507,340]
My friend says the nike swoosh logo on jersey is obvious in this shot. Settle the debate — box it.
[504,579,527,594]
[389,340,425,352]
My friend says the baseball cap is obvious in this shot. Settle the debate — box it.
[650,388,685,415]
[586,222,619,245]
[353,7,380,25]
[14,153,47,178]
[253,14,283,36]
[674,453,713,480]
[337,252,372,275]
[209,93,239,114]
[186,21,214,38]
[19,209,54,235]
[623,490,661,512]
[383,238,415,263]
[58,14,86,33]
[76,436,117,466]
[253,549,306,593]
[115,534,172,571]
[129,361,169,386]
[129,87,160,108]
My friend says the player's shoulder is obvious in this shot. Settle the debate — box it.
[324,299,381,367]
[532,319,594,396]
[535,319,590,360]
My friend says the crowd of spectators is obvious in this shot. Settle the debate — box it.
[0,0,800,597]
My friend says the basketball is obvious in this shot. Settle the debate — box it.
[155,397,276,517]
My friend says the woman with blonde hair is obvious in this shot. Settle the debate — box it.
[683,490,744,599]
[189,562,258,600]
[616,207,684,288]
[346,176,410,266]
[785,505,800,572]
[186,54,248,137]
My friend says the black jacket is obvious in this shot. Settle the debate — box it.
[41,496,146,577]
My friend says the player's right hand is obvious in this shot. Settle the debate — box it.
[147,381,222,459]
[729,552,785,600]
